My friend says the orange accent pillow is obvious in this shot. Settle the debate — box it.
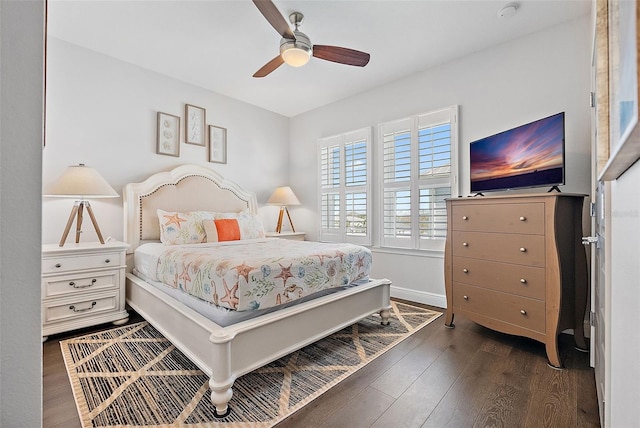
[214,219,241,242]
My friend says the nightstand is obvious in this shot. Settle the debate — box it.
[265,231,306,241]
[41,241,129,341]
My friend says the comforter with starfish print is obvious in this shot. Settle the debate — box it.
[149,238,372,312]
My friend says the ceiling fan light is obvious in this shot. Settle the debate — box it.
[281,46,311,67]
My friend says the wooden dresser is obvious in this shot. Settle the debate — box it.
[444,194,587,368]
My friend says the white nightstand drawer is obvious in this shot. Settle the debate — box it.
[43,271,119,298]
[42,251,122,274]
[43,292,119,324]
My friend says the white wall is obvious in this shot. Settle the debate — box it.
[43,38,291,245]
[0,1,44,426]
[289,16,592,307]
[609,162,640,427]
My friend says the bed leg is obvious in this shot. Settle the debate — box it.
[209,378,233,418]
[379,308,391,326]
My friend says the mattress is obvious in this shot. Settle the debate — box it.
[132,268,360,327]
[134,238,372,313]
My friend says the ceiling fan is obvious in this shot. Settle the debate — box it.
[252,0,370,77]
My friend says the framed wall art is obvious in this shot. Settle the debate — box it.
[209,125,227,164]
[156,112,180,157]
[185,104,206,146]
[600,0,640,180]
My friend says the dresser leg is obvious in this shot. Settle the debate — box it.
[573,322,588,351]
[444,311,455,328]
[545,340,563,369]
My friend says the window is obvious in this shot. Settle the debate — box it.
[379,106,458,250]
[318,128,371,245]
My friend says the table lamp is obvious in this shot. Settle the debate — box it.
[267,186,301,233]
[44,164,119,246]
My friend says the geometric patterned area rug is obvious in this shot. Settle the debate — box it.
[61,301,441,428]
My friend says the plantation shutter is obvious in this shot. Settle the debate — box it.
[417,110,453,245]
[381,118,413,248]
[318,128,371,244]
[379,107,458,250]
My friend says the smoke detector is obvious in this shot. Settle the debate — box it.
[497,3,518,18]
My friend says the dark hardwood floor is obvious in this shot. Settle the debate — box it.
[43,303,600,427]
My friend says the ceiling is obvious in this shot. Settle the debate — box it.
[47,0,591,118]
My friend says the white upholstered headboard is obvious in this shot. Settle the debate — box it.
[123,164,258,252]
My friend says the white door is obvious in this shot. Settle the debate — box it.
[589,23,609,425]
[591,181,608,426]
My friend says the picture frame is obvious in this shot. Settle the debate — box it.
[600,0,640,180]
[209,125,227,164]
[185,104,206,146]
[156,112,180,157]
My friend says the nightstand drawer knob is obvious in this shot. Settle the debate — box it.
[520,278,527,284]
[104,259,111,264]
[519,216,526,221]
[462,242,469,247]
[55,263,61,268]
[519,247,527,252]
[463,295,469,300]
[463,268,469,273]
[520,309,527,315]
[462,216,468,220]
[69,278,97,289]
[69,301,97,313]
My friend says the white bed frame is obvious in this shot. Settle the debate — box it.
[123,164,391,417]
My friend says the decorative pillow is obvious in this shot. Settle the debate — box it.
[157,209,215,245]
[203,220,218,243]
[214,210,265,240]
[214,219,241,242]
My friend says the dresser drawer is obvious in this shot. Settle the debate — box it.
[43,271,119,298]
[42,251,122,274]
[43,292,119,324]
[452,257,545,300]
[453,283,545,334]
[451,231,545,267]
[451,203,544,235]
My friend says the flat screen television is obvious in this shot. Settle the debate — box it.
[470,112,565,193]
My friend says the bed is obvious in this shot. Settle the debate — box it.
[123,164,392,417]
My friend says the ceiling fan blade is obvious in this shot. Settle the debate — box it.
[253,55,285,78]
[252,0,295,40]
[313,45,370,67]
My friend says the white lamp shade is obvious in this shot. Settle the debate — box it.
[267,186,301,206]
[44,164,119,199]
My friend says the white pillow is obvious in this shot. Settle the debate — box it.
[157,210,215,245]
[203,219,218,243]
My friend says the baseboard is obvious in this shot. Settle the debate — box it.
[390,285,446,309]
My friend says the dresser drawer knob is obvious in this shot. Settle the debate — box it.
[520,278,527,284]
[462,242,469,247]
[69,301,97,313]
[519,247,527,252]
[463,295,469,300]
[69,278,97,289]
[104,259,111,264]
[55,263,62,268]
[462,216,468,220]
[519,216,526,221]
[463,268,469,273]
[520,309,527,315]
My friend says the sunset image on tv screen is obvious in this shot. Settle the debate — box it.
[470,113,564,192]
